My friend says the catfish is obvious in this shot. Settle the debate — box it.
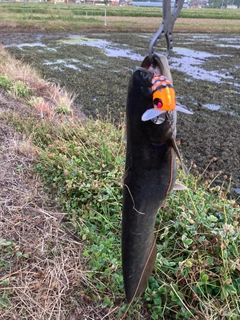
[121,54,192,302]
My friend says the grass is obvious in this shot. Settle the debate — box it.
[35,122,240,319]
[34,118,240,319]
[0,44,239,319]
[0,75,32,100]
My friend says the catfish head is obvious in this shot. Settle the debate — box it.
[126,67,176,146]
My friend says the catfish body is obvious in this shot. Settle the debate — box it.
[122,67,177,302]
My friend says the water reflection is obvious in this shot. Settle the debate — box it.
[43,59,82,71]
[5,42,46,50]
[60,36,144,61]
[203,104,221,111]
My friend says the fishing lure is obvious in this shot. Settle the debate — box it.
[142,74,192,123]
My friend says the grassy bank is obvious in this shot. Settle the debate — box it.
[0,3,239,33]
[0,45,239,319]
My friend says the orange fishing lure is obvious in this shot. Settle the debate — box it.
[141,73,193,122]
[152,74,176,111]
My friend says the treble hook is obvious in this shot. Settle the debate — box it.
[148,0,185,59]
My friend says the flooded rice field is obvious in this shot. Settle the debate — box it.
[1,31,239,199]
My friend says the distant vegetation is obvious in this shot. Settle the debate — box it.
[0,2,240,20]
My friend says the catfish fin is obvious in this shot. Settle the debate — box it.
[170,137,189,177]
[133,241,157,301]
[173,183,188,191]
[181,163,189,177]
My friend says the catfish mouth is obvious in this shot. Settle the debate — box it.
[151,142,166,147]
[141,53,164,75]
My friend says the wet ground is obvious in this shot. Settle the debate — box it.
[0,31,239,200]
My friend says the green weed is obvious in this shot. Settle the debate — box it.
[0,75,32,99]
[55,98,72,114]
[0,293,11,310]
[0,239,28,274]
[10,80,32,98]
[141,185,240,319]
[0,239,30,312]
[0,74,12,90]
[0,239,15,311]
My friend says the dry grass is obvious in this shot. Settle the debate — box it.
[0,123,70,319]
[0,45,84,121]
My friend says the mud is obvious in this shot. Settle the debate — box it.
[0,31,239,200]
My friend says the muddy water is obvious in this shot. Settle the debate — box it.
[1,31,240,199]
